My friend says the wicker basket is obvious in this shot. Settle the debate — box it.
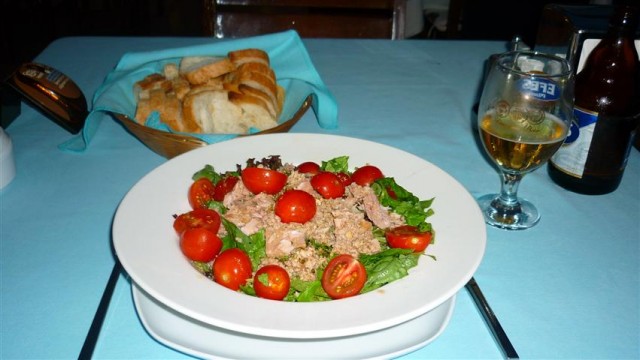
[115,96,312,159]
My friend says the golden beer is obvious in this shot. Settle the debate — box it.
[480,110,568,173]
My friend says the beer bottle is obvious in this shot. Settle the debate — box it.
[548,5,640,194]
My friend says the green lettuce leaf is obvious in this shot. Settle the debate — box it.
[359,248,421,293]
[320,156,349,173]
[192,164,222,184]
[220,217,266,270]
[287,278,330,302]
[372,177,434,233]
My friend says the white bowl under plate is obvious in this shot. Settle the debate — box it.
[133,283,457,359]
[113,133,486,355]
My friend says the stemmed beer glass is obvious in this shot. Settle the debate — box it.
[477,51,574,230]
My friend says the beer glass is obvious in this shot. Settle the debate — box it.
[477,51,574,230]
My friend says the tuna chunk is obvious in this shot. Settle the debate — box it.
[265,225,306,258]
[223,190,273,235]
[348,184,404,229]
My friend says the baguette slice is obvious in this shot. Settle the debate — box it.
[182,88,245,134]
[133,73,171,100]
[237,71,278,110]
[237,62,276,82]
[228,48,270,67]
[179,56,235,85]
[134,89,184,132]
[159,93,184,132]
[276,84,286,116]
[238,84,277,118]
[169,77,191,101]
[230,92,278,132]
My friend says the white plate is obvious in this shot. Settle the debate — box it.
[133,283,457,359]
[113,133,486,347]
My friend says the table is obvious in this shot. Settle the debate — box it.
[1,36,638,359]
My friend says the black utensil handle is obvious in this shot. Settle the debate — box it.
[78,261,122,359]
[466,277,519,359]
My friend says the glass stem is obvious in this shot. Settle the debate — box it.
[493,172,523,213]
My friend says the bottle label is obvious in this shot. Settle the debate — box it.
[517,78,560,101]
[550,106,598,178]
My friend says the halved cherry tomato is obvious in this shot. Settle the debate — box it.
[213,176,239,201]
[213,248,253,291]
[189,178,216,209]
[241,167,287,195]
[253,265,291,301]
[296,161,321,175]
[173,208,221,235]
[274,189,317,224]
[351,165,384,186]
[336,172,353,186]
[311,172,345,199]
[180,228,223,262]
[321,254,367,299]
[385,225,432,252]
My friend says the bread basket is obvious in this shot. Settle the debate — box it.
[114,95,312,159]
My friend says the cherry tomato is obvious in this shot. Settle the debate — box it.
[274,189,317,224]
[385,225,432,252]
[321,254,367,300]
[253,265,291,301]
[189,178,216,209]
[213,176,239,201]
[351,165,384,186]
[180,228,223,262]
[173,208,222,235]
[335,172,353,186]
[296,161,321,175]
[241,167,287,195]
[311,171,345,199]
[213,248,253,291]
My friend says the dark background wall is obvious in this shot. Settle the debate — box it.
[0,0,615,80]
[0,0,203,79]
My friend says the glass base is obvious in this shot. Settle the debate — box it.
[477,193,540,230]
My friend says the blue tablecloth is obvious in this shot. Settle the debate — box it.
[1,36,638,359]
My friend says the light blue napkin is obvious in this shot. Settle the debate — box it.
[59,30,338,152]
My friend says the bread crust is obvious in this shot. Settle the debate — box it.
[134,73,171,100]
[228,48,270,67]
[181,57,235,85]
[134,89,184,132]
[169,77,191,100]
[237,62,276,82]
[229,92,278,131]
[160,94,184,132]
[238,85,277,118]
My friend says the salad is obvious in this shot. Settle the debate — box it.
[172,155,435,302]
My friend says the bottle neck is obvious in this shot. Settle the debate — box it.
[606,6,639,39]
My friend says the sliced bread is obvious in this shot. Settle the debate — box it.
[163,63,180,80]
[228,48,270,67]
[230,92,278,132]
[238,85,277,118]
[182,88,245,134]
[179,56,235,85]
[134,89,184,132]
[237,62,276,82]
[133,73,171,100]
